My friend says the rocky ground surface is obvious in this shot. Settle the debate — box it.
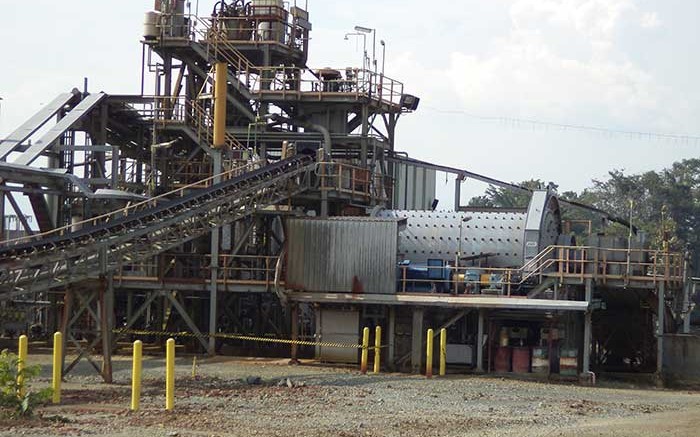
[2,353,699,436]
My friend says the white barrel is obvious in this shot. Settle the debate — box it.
[144,11,160,40]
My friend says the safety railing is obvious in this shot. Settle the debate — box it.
[207,13,305,48]
[251,66,404,108]
[154,14,404,108]
[317,162,389,202]
[116,254,280,288]
[396,245,686,296]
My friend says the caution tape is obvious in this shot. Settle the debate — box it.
[113,328,363,349]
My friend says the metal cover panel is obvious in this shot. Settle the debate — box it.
[0,92,78,159]
[286,217,398,293]
[319,309,359,363]
[14,93,107,166]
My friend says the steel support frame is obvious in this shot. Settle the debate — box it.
[0,161,315,299]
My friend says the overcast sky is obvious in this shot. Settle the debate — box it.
[1,0,698,208]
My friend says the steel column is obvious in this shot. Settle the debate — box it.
[656,280,665,375]
[387,306,396,370]
[410,307,424,373]
[582,279,593,374]
[476,308,485,372]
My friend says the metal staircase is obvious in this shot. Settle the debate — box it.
[0,155,315,299]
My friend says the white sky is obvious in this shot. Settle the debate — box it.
[0,0,699,209]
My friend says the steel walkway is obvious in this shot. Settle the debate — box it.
[0,155,315,300]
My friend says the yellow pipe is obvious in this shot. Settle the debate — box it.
[439,328,447,377]
[52,332,62,404]
[165,338,175,411]
[360,327,369,374]
[131,340,143,411]
[213,62,227,148]
[373,326,382,374]
[17,334,28,397]
[426,329,434,378]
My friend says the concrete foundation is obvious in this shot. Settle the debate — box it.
[663,334,700,387]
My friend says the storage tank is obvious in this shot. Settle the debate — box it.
[376,190,561,268]
[144,11,161,40]
[251,0,286,43]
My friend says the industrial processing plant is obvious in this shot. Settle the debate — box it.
[0,0,697,412]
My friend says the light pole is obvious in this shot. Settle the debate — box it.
[380,40,386,76]
[354,25,376,73]
[457,216,473,269]
[344,32,368,70]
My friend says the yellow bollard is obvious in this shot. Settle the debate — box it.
[439,328,447,377]
[192,356,197,378]
[373,326,382,374]
[131,340,143,411]
[426,329,434,378]
[17,334,28,397]
[165,338,175,411]
[52,332,62,404]
[360,327,370,374]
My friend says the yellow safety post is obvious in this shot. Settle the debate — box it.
[191,356,197,378]
[213,62,227,148]
[131,340,143,411]
[165,338,175,411]
[426,329,434,378]
[52,332,62,404]
[17,334,28,397]
[439,328,447,377]
[373,326,382,374]
[360,327,370,374]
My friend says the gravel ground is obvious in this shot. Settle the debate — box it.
[2,353,700,437]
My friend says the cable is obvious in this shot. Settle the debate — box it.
[423,106,700,146]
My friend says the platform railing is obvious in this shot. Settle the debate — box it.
[317,162,389,202]
[116,254,280,288]
[396,245,685,296]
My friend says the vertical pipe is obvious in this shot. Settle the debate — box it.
[425,329,434,378]
[17,335,28,397]
[165,338,175,410]
[52,332,63,404]
[131,340,143,411]
[213,62,227,148]
[360,327,369,374]
[439,328,447,376]
[373,326,382,374]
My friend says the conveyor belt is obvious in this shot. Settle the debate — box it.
[0,155,315,299]
[0,90,81,160]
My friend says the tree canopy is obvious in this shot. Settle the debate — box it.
[468,159,700,264]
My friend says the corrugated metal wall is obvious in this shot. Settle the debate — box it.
[392,162,437,210]
[286,218,398,293]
